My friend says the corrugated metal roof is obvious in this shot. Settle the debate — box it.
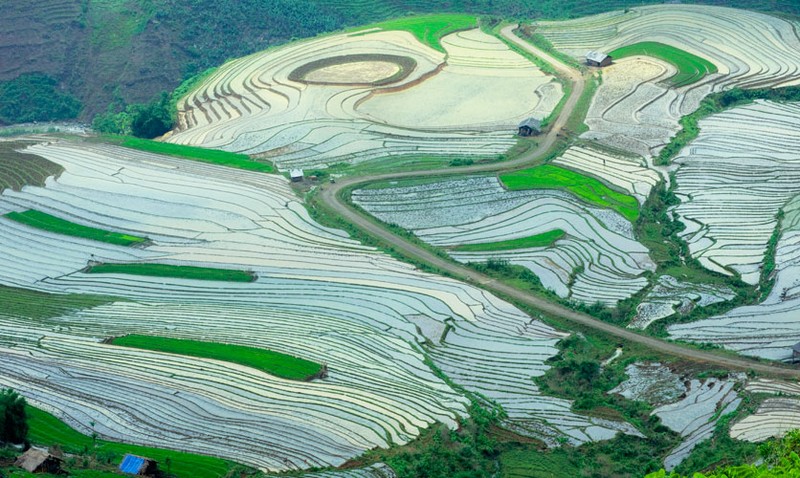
[120,454,146,474]
[290,168,304,178]
[586,50,609,63]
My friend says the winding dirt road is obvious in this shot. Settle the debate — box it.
[318,26,800,379]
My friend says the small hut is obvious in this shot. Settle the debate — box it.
[15,447,63,474]
[518,117,541,137]
[793,342,800,362]
[290,169,304,182]
[119,454,158,476]
[586,51,612,67]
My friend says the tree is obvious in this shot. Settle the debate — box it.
[0,388,28,444]
[130,92,174,138]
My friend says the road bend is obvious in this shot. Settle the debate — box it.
[317,26,800,379]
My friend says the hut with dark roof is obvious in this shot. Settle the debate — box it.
[586,51,612,67]
[518,117,541,137]
[15,447,63,474]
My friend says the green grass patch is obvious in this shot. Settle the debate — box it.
[117,137,273,173]
[26,406,236,478]
[451,229,565,252]
[609,42,717,88]
[500,448,580,478]
[86,263,256,282]
[352,14,477,52]
[500,165,639,222]
[110,335,323,381]
[5,210,147,246]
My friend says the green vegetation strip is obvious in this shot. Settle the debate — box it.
[110,335,323,381]
[5,210,147,246]
[119,137,273,173]
[353,14,477,53]
[451,229,565,252]
[609,42,717,88]
[86,263,256,282]
[500,165,639,221]
[26,406,235,478]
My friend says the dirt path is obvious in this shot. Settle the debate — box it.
[318,26,800,379]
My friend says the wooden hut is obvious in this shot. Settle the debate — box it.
[15,447,63,474]
[518,117,541,137]
[119,454,158,476]
[586,50,612,67]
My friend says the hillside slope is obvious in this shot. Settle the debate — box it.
[1,0,798,121]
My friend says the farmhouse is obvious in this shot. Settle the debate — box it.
[518,117,541,137]
[586,51,611,67]
[15,448,63,474]
[290,169,304,182]
[119,454,158,476]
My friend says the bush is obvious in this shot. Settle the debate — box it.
[0,389,28,444]
[93,91,174,138]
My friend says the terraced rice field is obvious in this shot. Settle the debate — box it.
[669,190,800,360]
[353,175,654,305]
[166,23,562,170]
[630,275,734,330]
[652,377,741,470]
[730,379,800,443]
[0,140,638,471]
[672,101,800,284]
[536,5,800,157]
[0,140,63,193]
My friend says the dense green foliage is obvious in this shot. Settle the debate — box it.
[110,335,323,380]
[0,389,27,444]
[657,85,800,165]
[609,42,717,87]
[364,403,500,478]
[5,210,148,246]
[92,92,173,138]
[0,74,81,125]
[354,14,476,52]
[26,406,235,478]
[500,165,639,221]
[86,263,256,282]
[116,137,274,173]
[0,142,64,194]
[647,430,800,478]
[451,229,566,252]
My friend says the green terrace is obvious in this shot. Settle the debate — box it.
[609,41,717,88]
[450,229,566,252]
[500,164,639,222]
[110,335,325,381]
[351,13,477,52]
[5,210,148,247]
[117,137,274,173]
[85,263,256,282]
